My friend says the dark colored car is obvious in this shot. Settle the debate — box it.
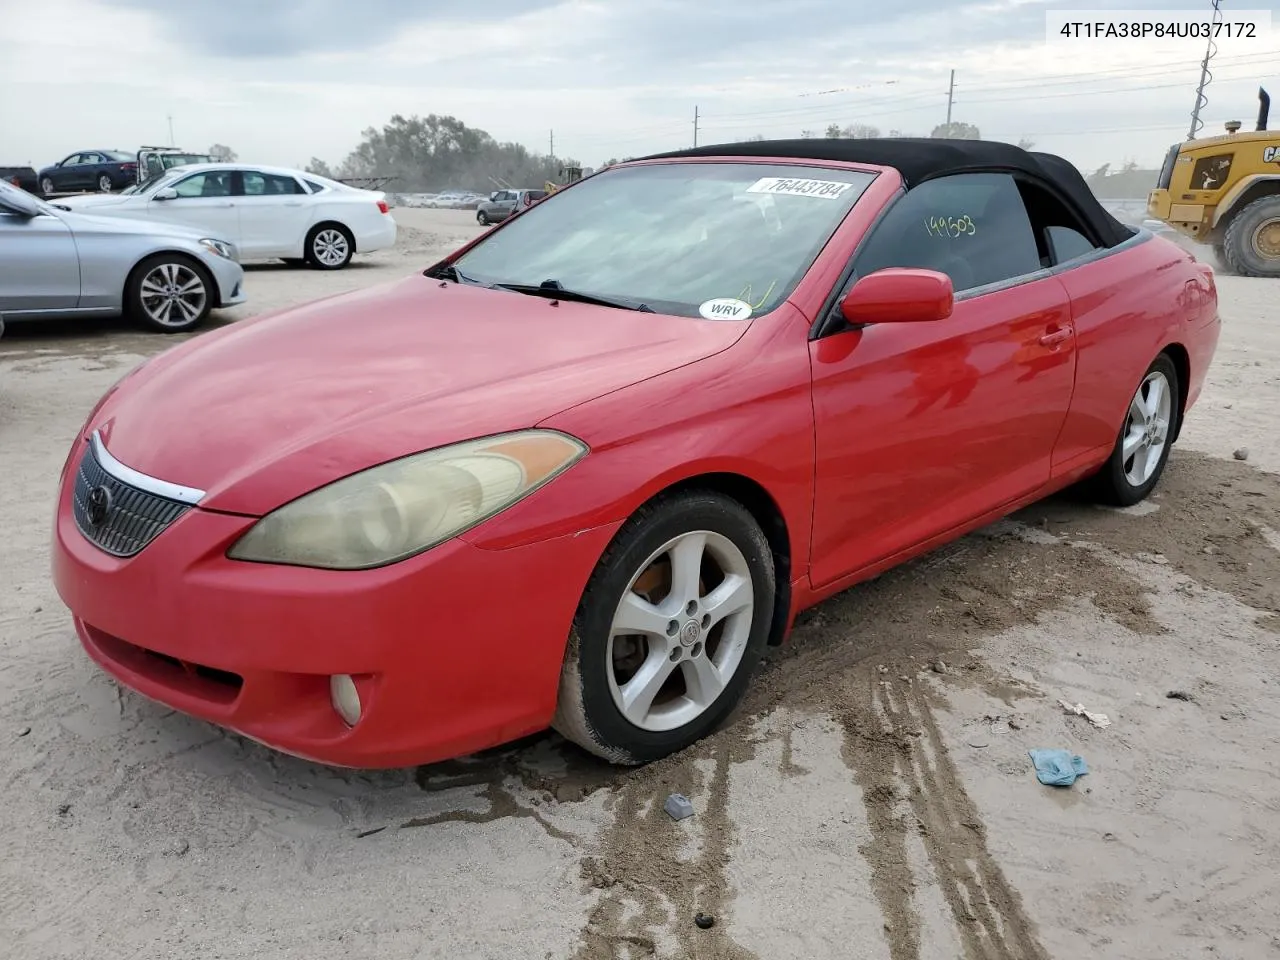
[1,166,38,195]
[476,188,548,224]
[37,150,138,196]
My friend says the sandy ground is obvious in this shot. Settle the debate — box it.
[1,208,1278,960]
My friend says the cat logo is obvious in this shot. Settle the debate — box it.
[1265,146,1280,164]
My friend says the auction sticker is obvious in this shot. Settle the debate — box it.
[699,297,753,320]
[745,177,854,199]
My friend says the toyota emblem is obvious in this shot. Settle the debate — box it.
[85,485,112,527]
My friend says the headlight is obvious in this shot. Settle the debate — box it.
[226,430,588,569]
[199,238,236,260]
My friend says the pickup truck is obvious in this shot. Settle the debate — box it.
[0,166,39,195]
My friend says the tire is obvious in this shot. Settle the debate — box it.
[1086,353,1180,506]
[552,490,776,765]
[1221,195,1280,278]
[476,211,489,225]
[97,174,113,193]
[304,223,354,270]
[125,254,215,334]
[40,177,54,196]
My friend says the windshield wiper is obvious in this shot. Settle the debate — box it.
[493,279,654,312]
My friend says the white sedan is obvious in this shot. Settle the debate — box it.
[55,163,397,270]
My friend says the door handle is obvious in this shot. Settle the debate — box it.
[283,201,302,206]
[1038,326,1073,347]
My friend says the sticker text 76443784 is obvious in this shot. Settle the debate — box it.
[745,177,855,199]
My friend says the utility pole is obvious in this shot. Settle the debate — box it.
[945,70,955,127]
[167,114,175,145]
[549,129,554,159]
[693,105,699,147]
[1189,0,1223,139]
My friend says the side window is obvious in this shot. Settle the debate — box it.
[170,172,232,198]
[303,178,328,193]
[243,172,306,195]
[849,172,1043,294]
[1045,226,1097,264]
[1014,180,1102,267]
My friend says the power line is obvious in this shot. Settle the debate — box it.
[702,50,1278,123]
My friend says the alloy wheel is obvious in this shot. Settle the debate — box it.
[606,529,755,732]
[139,262,207,329]
[312,229,350,267]
[1121,369,1173,486]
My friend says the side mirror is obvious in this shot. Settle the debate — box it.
[153,187,178,201]
[0,192,42,218]
[839,267,954,325]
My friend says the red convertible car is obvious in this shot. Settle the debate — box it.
[51,138,1220,769]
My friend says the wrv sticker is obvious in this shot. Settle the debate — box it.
[745,177,854,199]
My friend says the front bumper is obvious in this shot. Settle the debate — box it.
[51,436,619,768]
[205,253,247,308]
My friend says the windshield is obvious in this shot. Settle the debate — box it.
[448,161,877,318]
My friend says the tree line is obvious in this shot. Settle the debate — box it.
[300,114,584,193]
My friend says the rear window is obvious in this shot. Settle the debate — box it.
[451,161,878,319]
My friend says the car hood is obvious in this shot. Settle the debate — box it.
[56,194,137,210]
[52,205,208,240]
[90,274,749,515]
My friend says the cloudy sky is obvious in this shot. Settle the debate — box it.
[3,0,1277,179]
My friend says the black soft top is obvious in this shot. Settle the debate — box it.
[637,137,1134,248]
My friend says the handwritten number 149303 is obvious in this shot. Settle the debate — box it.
[925,215,976,238]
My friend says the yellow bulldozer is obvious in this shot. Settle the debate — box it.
[1147,87,1279,277]
[544,164,584,196]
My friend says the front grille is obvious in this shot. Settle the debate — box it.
[72,442,190,557]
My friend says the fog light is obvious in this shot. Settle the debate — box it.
[330,674,362,726]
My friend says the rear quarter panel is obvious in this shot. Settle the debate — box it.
[1050,232,1210,474]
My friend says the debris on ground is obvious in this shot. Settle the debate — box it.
[1166,690,1197,703]
[163,839,190,857]
[1029,749,1090,787]
[664,793,694,821]
[931,660,948,674]
[355,826,387,838]
[1058,698,1112,728]
[1233,447,1249,461]
[694,914,715,929]
[16,726,31,737]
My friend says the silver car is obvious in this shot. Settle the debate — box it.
[0,179,246,334]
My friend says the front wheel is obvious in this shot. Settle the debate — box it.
[552,490,776,765]
[476,211,489,225]
[40,177,54,196]
[126,255,214,333]
[1222,195,1280,278]
[305,224,354,269]
[1087,353,1180,506]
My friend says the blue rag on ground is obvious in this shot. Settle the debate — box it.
[1028,749,1089,787]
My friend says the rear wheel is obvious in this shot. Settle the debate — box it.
[126,254,214,333]
[552,490,775,765]
[1086,353,1180,506]
[305,223,354,269]
[97,174,113,192]
[1222,195,1280,278]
